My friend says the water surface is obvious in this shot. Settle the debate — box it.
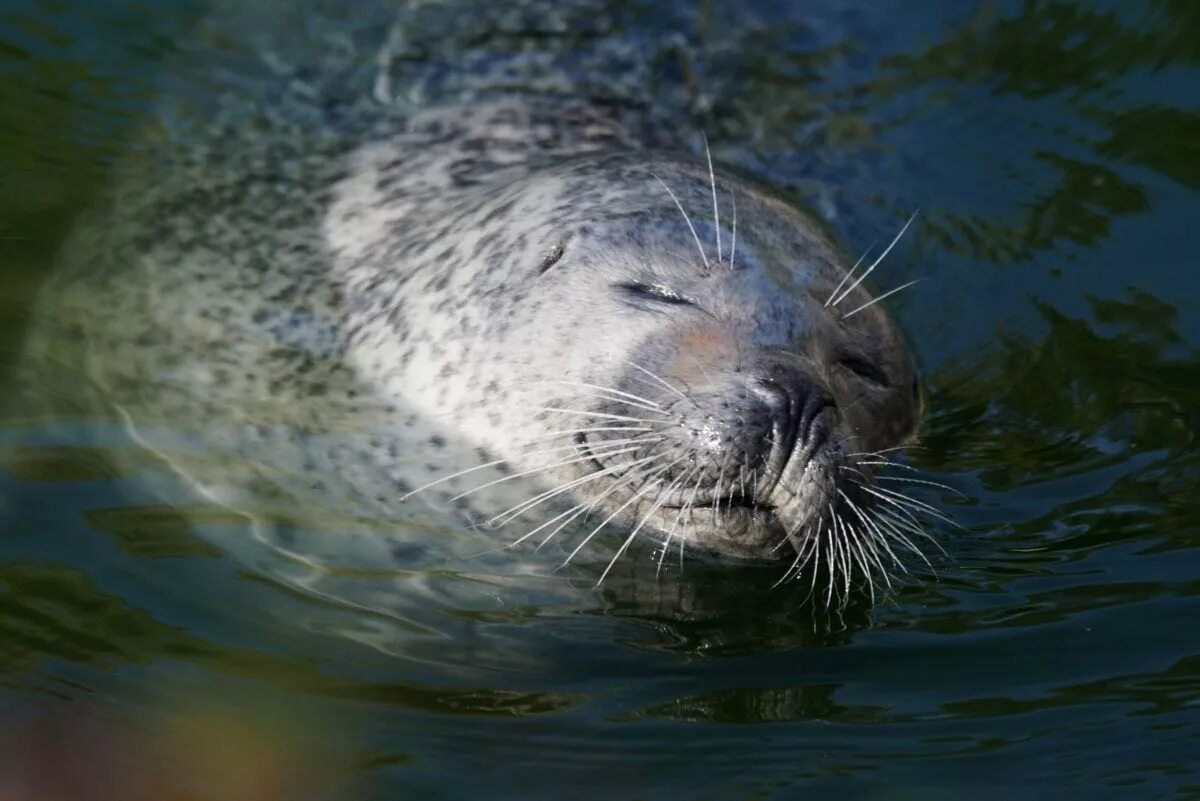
[1,1,1198,798]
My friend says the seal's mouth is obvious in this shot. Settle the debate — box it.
[573,431,778,514]
[571,408,843,558]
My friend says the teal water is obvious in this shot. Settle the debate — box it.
[1,1,1199,799]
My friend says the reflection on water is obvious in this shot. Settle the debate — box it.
[1,0,1199,798]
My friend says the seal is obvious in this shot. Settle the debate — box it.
[24,15,932,601]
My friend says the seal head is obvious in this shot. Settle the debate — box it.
[331,136,921,572]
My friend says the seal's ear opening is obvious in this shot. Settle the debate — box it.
[537,238,569,275]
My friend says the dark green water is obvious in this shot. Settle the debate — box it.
[2,1,1199,798]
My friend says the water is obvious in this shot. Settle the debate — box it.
[2,1,1199,798]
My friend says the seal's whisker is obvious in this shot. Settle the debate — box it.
[524,425,656,443]
[399,456,512,500]
[672,465,706,572]
[855,458,918,470]
[598,464,691,585]
[838,489,896,578]
[774,517,819,587]
[532,380,667,413]
[650,173,709,268]
[532,450,676,537]
[703,134,721,264]
[837,464,872,482]
[825,240,876,308]
[490,450,667,527]
[807,521,826,601]
[508,498,591,549]
[846,525,876,607]
[836,519,852,606]
[619,359,689,402]
[728,187,737,270]
[871,511,937,573]
[860,485,938,534]
[865,484,960,529]
[841,278,923,320]
[833,515,853,602]
[656,467,699,578]
[537,456,671,550]
[511,453,670,548]
[842,462,966,501]
[861,493,940,554]
[771,526,793,554]
[751,467,761,515]
[449,444,646,503]
[546,390,667,415]
[711,448,733,523]
[826,513,843,607]
[853,499,910,574]
[560,455,688,571]
[849,445,921,458]
[533,407,658,424]
[877,474,967,498]
[875,507,947,557]
[680,465,706,569]
[829,210,918,308]
[859,537,890,602]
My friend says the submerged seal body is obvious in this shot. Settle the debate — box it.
[26,25,926,595]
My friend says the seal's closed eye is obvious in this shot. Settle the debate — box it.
[836,354,889,387]
[617,282,695,306]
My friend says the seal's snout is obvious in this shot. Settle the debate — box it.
[747,359,834,477]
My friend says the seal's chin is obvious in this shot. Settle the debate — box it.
[667,449,845,562]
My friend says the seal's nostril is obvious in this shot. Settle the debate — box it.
[748,376,789,411]
[799,392,835,445]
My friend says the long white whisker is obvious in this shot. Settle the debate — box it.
[877,474,967,498]
[680,465,707,571]
[872,511,937,572]
[846,490,910,575]
[805,518,825,602]
[841,279,922,320]
[405,434,656,502]
[728,188,737,270]
[704,135,721,264]
[865,484,961,528]
[512,453,670,549]
[772,521,815,588]
[854,459,917,470]
[599,463,690,585]
[524,425,656,443]
[833,514,852,602]
[825,240,875,307]
[534,407,657,424]
[531,380,667,413]
[450,444,645,503]
[651,173,709,268]
[400,457,511,501]
[619,359,688,402]
[849,445,920,457]
[490,450,666,527]
[808,520,825,602]
[837,489,897,588]
[656,467,698,578]
[826,512,842,607]
[874,506,947,556]
[843,523,876,606]
[830,210,918,307]
[561,457,687,570]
